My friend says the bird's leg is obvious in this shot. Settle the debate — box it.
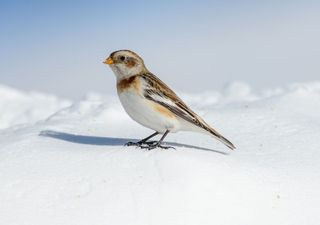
[141,130,175,150]
[125,132,159,147]
[138,132,159,145]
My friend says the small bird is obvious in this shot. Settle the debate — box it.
[103,50,235,150]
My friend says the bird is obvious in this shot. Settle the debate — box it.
[103,50,235,150]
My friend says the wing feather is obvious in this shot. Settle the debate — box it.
[139,73,235,150]
[141,73,198,123]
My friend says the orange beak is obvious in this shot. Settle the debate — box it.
[103,57,113,65]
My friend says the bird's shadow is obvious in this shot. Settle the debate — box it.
[39,130,228,155]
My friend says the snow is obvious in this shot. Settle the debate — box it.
[0,82,320,225]
[0,85,71,129]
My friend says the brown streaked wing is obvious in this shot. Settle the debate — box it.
[140,72,236,150]
[140,73,211,130]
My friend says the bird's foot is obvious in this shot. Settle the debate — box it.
[140,142,175,150]
[124,141,157,147]
[124,141,140,147]
[124,141,174,150]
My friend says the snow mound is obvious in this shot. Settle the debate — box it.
[0,85,71,129]
[0,82,320,225]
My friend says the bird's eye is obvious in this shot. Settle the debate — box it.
[119,56,125,61]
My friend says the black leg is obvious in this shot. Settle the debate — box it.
[141,130,175,150]
[157,130,169,144]
[125,131,159,147]
[138,131,159,144]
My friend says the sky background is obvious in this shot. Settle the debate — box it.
[0,0,319,99]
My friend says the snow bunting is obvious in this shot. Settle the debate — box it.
[103,50,235,150]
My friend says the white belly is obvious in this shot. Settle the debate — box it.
[118,90,180,133]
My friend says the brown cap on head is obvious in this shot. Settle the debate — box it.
[103,50,144,64]
[103,50,148,78]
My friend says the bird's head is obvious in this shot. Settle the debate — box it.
[103,50,147,80]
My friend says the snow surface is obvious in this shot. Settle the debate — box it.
[0,82,320,225]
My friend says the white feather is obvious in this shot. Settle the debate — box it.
[118,87,181,133]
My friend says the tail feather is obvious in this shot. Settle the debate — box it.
[173,110,236,150]
[216,134,236,150]
[204,126,236,150]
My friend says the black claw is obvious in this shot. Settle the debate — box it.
[124,141,137,146]
[157,145,175,150]
[125,141,174,150]
[125,130,173,150]
[125,141,156,147]
[143,143,175,150]
[145,141,157,145]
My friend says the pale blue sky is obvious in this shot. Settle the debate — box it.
[1,0,319,99]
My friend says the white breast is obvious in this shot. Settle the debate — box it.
[118,88,181,134]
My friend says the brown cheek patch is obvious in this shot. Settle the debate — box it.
[126,59,136,68]
[117,76,140,93]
